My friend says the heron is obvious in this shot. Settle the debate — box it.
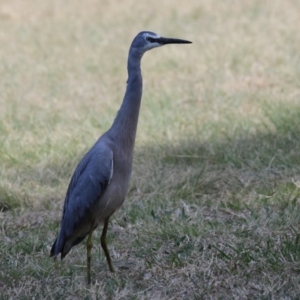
[50,31,191,284]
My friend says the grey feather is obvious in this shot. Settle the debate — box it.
[51,139,113,258]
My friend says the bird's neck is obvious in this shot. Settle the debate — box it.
[108,51,143,152]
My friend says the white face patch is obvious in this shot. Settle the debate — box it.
[144,32,161,39]
[143,32,162,51]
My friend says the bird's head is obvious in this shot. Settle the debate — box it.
[130,31,192,55]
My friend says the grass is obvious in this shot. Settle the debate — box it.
[1,0,300,298]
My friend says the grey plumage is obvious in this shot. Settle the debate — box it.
[50,31,191,284]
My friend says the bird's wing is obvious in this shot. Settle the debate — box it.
[54,143,113,254]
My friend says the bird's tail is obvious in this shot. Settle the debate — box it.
[50,232,86,259]
[50,233,65,259]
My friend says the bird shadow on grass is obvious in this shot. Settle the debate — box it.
[132,103,300,203]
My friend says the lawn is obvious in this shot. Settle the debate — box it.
[1,0,300,298]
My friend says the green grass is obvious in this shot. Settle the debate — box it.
[1,0,300,298]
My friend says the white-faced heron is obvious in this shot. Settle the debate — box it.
[50,31,192,284]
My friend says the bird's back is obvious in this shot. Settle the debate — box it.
[50,135,131,258]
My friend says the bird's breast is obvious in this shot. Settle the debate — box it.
[94,157,132,223]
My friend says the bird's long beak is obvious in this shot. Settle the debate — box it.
[157,37,192,45]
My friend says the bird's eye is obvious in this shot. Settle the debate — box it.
[146,37,156,43]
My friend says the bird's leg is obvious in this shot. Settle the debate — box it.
[101,217,115,272]
[86,226,94,285]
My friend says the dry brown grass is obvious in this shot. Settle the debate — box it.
[1,0,300,298]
